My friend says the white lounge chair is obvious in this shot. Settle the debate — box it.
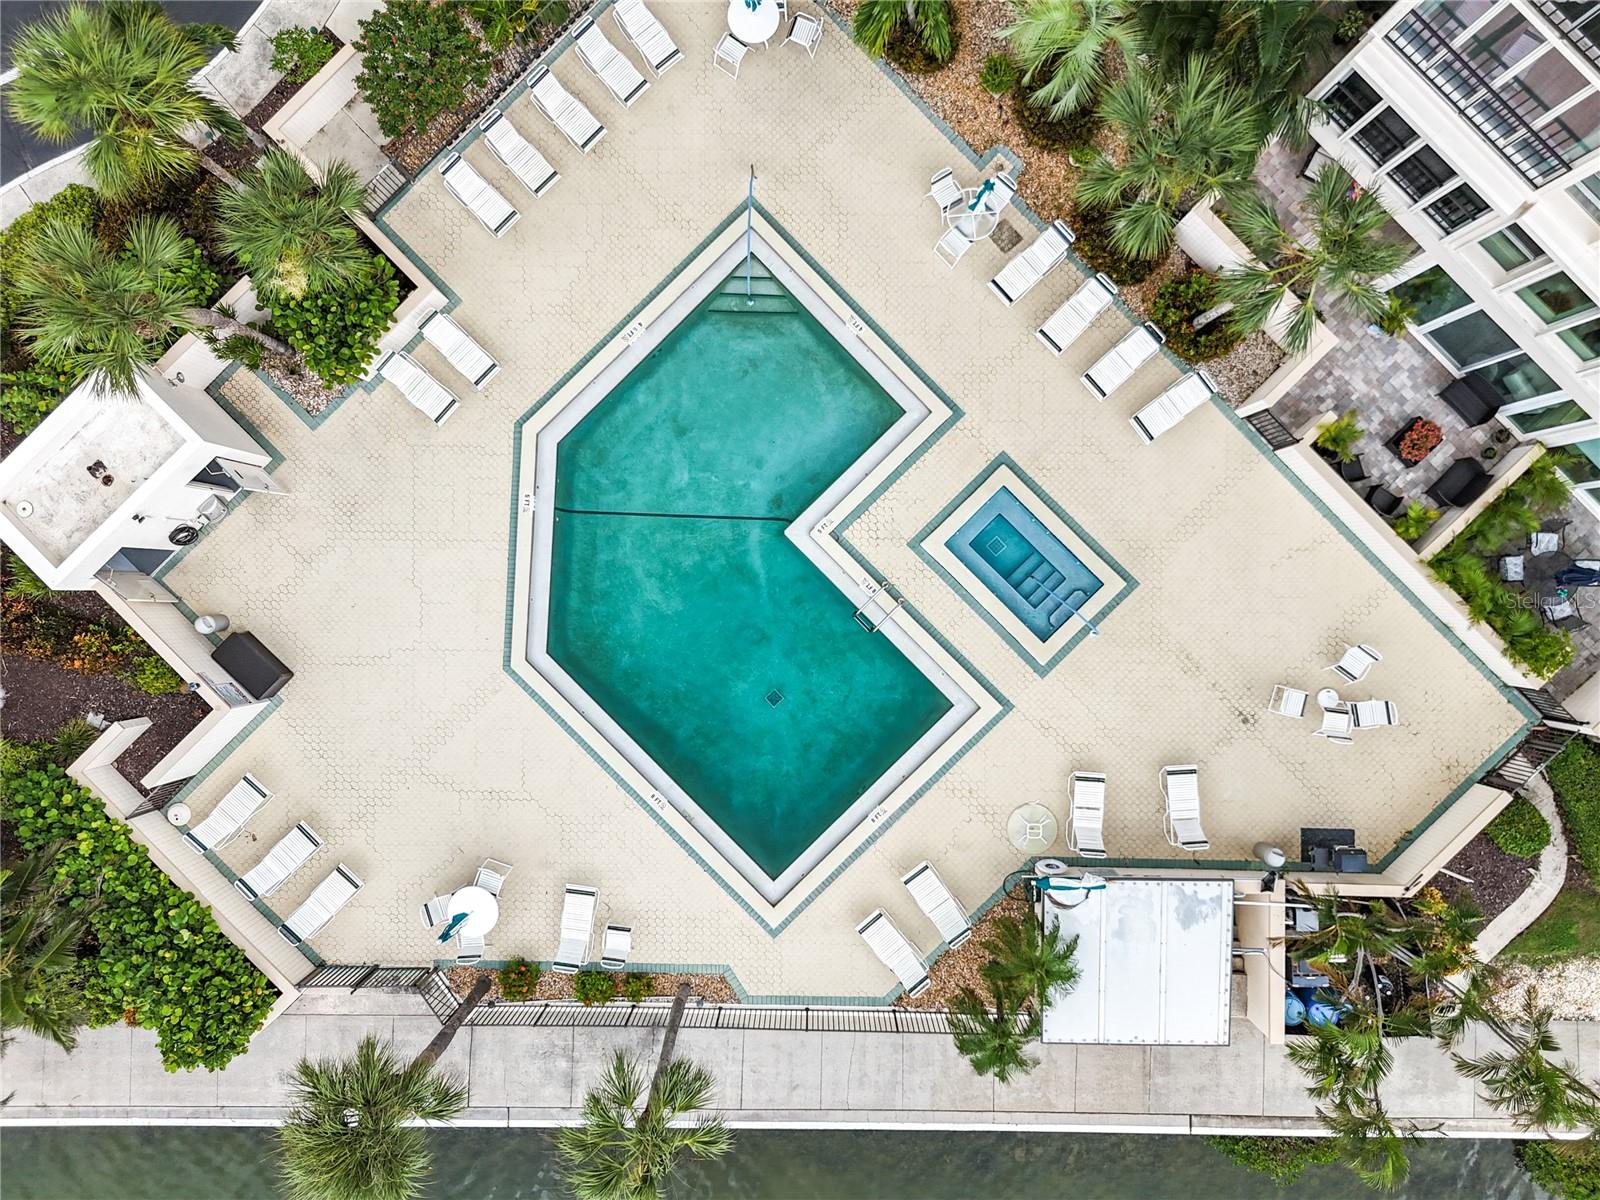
[474,857,513,896]
[1315,707,1354,743]
[1350,700,1399,728]
[713,33,747,79]
[421,894,452,928]
[1068,771,1107,859]
[183,773,272,854]
[856,909,930,997]
[1129,369,1217,443]
[1161,765,1208,852]
[901,861,971,948]
[457,932,484,965]
[380,352,460,425]
[601,923,632,970]
[1082,322,1165,399]
[614,0,682,75]
[1036,273,1117,356]
[528,67,606,153]
[784,11,823,57]
[553,884,598,973]
[1327,644,1382,683]
[934,224,975,268]
[1268,685,1308,719]
[989,220,1074,306]
[278,864,363,946]
[927,167,961,213]
[439,153,519,238]
[479,110,559,199]
[420,310,499,390]
[574,17,649,108]
[234,821,321,900]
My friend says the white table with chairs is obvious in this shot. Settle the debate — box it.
[444,885,499,937]
[726,0,781,45]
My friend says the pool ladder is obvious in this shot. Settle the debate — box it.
[853,580,905,633]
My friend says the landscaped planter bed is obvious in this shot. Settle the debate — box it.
[244,28,345,134]
[895,882,1029,1010]
[445,965,737,1005]
[1427,833,1536,923]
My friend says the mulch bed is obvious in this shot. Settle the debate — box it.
[895,882,1030,1010]
[445,966,737,1005]
[202,137,263,177]
[244,28,345,134]
[1428,832,1538,923]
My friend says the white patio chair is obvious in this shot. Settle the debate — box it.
[456,932,485,965]
[1531,528,1564,556]
[474,857,513,897]
[989,220,1074,306]
[983,171,1018,214]
[1068,771,1108,859]
[934,224,975,268]
[479,110,559,199]
[927,167,962,213]
[1350,700,1399,728]
[1129,369,1218,444]
[183,772,272,854]
[1544,596,1581,624]
[713,34,747,79]
[1314,707,1355,743]
[553,884,598,973]
[234,821,321,900]
[527,67,606,153]
[1327,643,1382,683]
[783,11,823,57]
[439,153,519,238]
[574,17,650,107]
[613,0,682,75]
[856,909,930,998]
[379,352,460,425]
[1161,765,1208,852]
[1268,685,1309,719]
[420,310,499,390]
[1036,273,1117,355]
[421,894,452,928]
[601,923,632,970]
[1082,322,1165,400]
[278,864,363,946]
[901,861,971,948]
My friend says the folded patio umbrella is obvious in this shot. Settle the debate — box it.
[1555,566,1600,587]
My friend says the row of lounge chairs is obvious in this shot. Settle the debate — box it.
[856,860,972,998]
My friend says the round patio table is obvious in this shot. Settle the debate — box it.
[1008,803,1058,853]
[447,885,499,937]
[1316,687,1341,711]
[946,186,1002,241]
[727,0,781,45]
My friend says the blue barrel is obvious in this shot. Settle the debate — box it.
[1284,991,1307,1029]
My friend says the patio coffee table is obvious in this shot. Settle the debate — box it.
[447,885,499,936]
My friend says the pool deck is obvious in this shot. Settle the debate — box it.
[163,2,1526,1000]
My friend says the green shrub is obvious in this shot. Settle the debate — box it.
[1517,1139,1600,1200]
[620,973,653,1003]
[4,552,54,599]
[1335,10,1369,43]
[1313,410,1364,463]
[498,958,541,1001]
[0,358,77,436]
[573,970,617,1006]
[467,1,545,51]
[1391,500,1440,543]
[354,0,491,140]
[980,53,1020,96]
[1150,271,1245,363]
[1206,1135,1340,1186]
[272,255,399,388]
[123,655,185,695]
[270,26,335,83]
[2,767,276,1070]
[1070,206,1154,285]
[49,718,100,764]
[1,738,45,780]
[882,2,958,73]
[1550,739,1600,879]
[156,236,223,309]
[1014,86,1102,153]
[1485,796,1552,858]
[1430,551,1575,679]
[0,185,99,344]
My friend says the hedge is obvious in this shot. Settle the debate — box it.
[1518,1139,1600,1200]
[1484,796,1552,858]
[1549,738,1600,878]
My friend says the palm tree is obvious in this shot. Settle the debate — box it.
[216,151,370,301]
[1002,0,1141,119]
[852,1,954,63]
[1076,57,1263,260]
[947,980,1042,1083]
[14,215,289,396]
[278,1035,467,1200]
[0,844,96,1052]
[979,909,1080,1011]
[1318,1091,1413,1191]
[1213,164,1409,355]
[6,1,246,197]
[1454,995,1600,1133]
[1284,1013,1394,1104]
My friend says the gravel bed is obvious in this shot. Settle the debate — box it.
[257,353,346,417]
[895,884,1030,1010]
[444,966,737,1005]
[1492,955,1600,1022]
[1205,332,1288,408]
[1428,832,1537,923]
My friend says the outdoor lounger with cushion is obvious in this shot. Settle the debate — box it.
[1036,273,1116,356]
[439,154,519,238]
[601,923,632,969]
[553,884,598,973]
[479,110,559,198]
[1083,322,1165,400]
[528,67,606,153]
[1327,643,1382,683]
[420,310,499,390]
[234,821,321,900]
[278,864,363,946]
[1068,770,1107,858]
[574,18,650,108]
[613,0,682,76]
[901,861,971,948]
[380,352,460,425]
[856,909,930,997]
[1130,370,1217,443]
[989,220,1074,307]
[184,772,272,854]
[1161,764,1208,852]
[1350,700,1399,728]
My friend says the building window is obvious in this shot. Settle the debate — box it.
[1568,171,1600,223]
[1558,314,1600,359]
[1502,44,1589,121]
[1471,353,1560,402]
[1505,397,1593,432]
[1353,108,1419,164]
[1477,222,1546,270]
[1547,90,1600,164]
[1464,12,1547,76]
[1516,271,1599,324]
[1324,72,1382,129]
[1394,265,1473,323]
[1428,309,1521,367]
[1388,145,1458,200]
[1424,182,1491,231]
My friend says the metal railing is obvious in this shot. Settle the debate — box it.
[1245,410,1299,452]
[1481,724,1578,791]
[466,999,956,1034]
[301,963,433,991]
[1513,686,1583,728]
[1532,0,1600,69]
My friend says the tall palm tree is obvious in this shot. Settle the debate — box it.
[1214,164,1409,355]
[980,909,1080,1011]
[216,151,370,301]
[1454,996,1600,1133]
[947,980,1042,1083]
[0,844,97,1052]
[14,215,289,396]
[1318,1091,1413,1192]
[6,1,246,197]
[1076,57,1263,260]
[278,1035,467,1200]
[1002,0,1141,119]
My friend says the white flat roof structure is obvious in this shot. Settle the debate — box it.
[1042,877,1233,1046]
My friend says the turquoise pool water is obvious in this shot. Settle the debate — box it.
[546,260,952,881]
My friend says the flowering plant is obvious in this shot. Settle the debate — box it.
[1398,418,1443,463]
